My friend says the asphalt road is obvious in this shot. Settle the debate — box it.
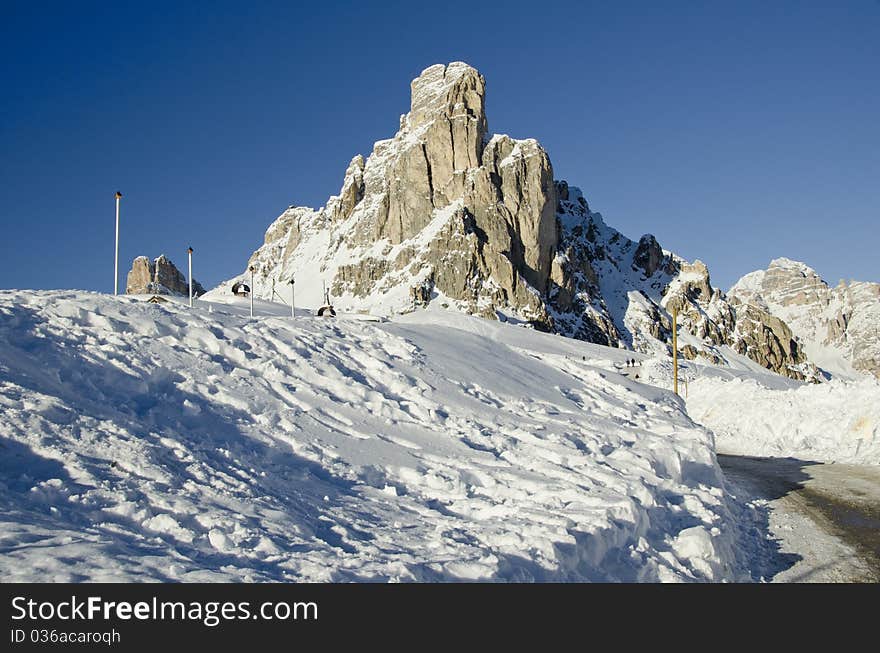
[718,454,880,582]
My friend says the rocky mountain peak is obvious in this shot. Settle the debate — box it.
[221,62,828,382]
[126,255,205,297]
[633,234,665,277]
[768,257,818,276]
[730,259,880,379]
[408,63,487,137]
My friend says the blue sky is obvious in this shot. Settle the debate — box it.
[2,0,878,292]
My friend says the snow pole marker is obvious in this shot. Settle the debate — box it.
[249,265,255,317]
[672,306,679,396]
[114,191,122,295]
[187,246,194,308]
[289,276,295,318]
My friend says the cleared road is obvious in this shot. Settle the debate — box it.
[718,454,880,582]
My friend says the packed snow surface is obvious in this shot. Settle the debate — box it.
[637,355,880,464]
[687,376,880,464]
[0,291,754,582]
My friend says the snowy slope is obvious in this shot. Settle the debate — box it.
[0,290,755,582]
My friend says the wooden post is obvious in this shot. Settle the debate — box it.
[672,306,679,396]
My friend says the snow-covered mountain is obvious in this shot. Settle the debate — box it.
[215,62,818,381]
[729,258,880,380]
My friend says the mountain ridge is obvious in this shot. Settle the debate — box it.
[729,258,880,379]
[210,62,877,382]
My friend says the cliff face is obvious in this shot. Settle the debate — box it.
[219,62,820,381]
[730,258,880,379]
[126,255,205,298]
[550,187,815,380]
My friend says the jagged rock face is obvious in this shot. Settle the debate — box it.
[126,255,205,297]
[126,256,154,294]
[552,191,815,380]
[222,62,818,381]
[730,258,880,379]
[238,62,559,327]
[729,299,810,380]
[248,206,314,273]
[633,235,665,277]
[472,135,558,295]
[329,156,365,224]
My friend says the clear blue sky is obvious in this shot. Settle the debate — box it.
[2,0,878,292]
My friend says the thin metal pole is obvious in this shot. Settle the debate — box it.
[114,192,122,295]
[187,247,193,307]
[249,266,255,317]
[672,307,679,396]
[290,277,295,318]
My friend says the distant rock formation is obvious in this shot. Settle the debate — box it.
[218,62,823,381]
[126,255,205,297]
[730,258,880,379]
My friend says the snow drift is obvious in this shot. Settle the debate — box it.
[0,290,752,581]
[686,376,880,464]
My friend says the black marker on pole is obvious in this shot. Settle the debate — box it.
[289,276,295,318]
[187,247,194,307]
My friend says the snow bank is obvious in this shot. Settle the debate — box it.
[0,290,751,581]
[686,376,880,463]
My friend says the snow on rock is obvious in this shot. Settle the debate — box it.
[729,258,880,380]
[0,290,755,581]
[686,375,880,464]
[218,62,814,381]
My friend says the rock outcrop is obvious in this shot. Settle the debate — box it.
[221,62,824,381]
[551,188,817,380]
[730,258,880,379]
[729,299,810,378]
[126,255,205,298]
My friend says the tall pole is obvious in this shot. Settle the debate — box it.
[289,276,295,318]
[114,191,122,295]
[672,306,679,396]
[249,265,255,317]
[187,247,194,308]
